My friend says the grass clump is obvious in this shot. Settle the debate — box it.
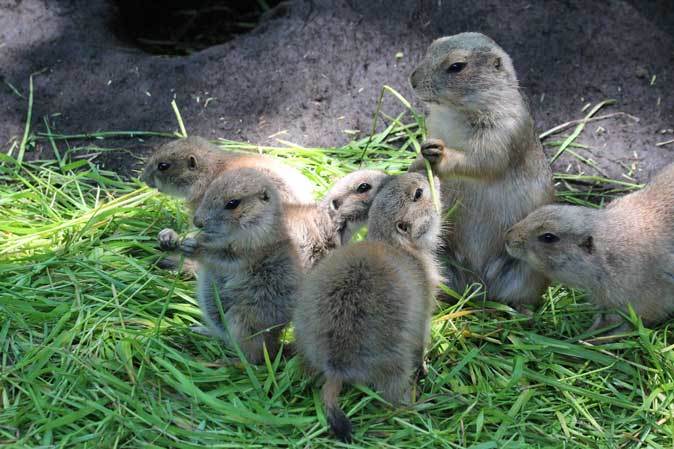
[1,96,674,448]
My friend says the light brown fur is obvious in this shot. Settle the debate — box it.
[408,32,554,308]
[506,163,674,332]
[178,168,301,364]
[293,172,442,442]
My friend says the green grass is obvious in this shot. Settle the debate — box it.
[2,91,674,449]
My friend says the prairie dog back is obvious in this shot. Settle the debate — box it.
[293,172,442,442]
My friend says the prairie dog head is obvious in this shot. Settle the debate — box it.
[409,32,518,113]
[193,168,282,250]
[367,172,441,253]
[141,136,223,199]
[505,205,598,287]
[320,169,389,244]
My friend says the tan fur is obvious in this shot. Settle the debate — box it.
[141,136,315,210]
[408,32,554,307]
[293,172,442,442]
[178,168,301,364]
[506,163,674,331]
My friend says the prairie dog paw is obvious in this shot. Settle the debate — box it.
[420,138,447,164]
[158,228,180,250]
[179,237,199,256]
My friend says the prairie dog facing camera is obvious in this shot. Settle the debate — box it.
[141,136,315,210]
[408,32,554,308]
[179,168,301,364]
[506,163,674,333]
[293,172,442,442]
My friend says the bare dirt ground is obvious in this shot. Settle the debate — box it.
[1,0,672,180]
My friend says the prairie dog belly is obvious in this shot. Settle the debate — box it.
[448,173,534,272]
[427,104,471,150]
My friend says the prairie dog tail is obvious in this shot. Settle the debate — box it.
[322,377,352,443]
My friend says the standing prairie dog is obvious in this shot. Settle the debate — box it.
[141,136,315,209]
[408,32,554,308]
[506,163,674,333]
[178,168,301,364]
[294,172,442,442]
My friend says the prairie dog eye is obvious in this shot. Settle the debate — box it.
[157,162,171,171]
[225,199,241,210]
[356,183,372,193]
[537,233,559,244]
[188,155,197,170]
[413,188,423,201]
[447,62,466,73]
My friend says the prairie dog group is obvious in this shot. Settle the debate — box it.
[135,30,674,444]
[506,163,674,332]
[409,32,554,308]
[293,173,442,442]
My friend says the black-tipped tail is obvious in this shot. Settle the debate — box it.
[322,377,353,442]
[327,404,352,443]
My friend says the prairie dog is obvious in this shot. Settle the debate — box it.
[141,136,315,209]
[284,169,389,270]
[179,168,301,363]
[320,169,390,244]
[294,172,442,442]
[408,32,554,307]
[506,163,674,332]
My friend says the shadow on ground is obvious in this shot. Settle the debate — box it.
[0,0,672,179]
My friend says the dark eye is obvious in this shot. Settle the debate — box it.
[157,162,171,171]
[447,62,466,73]
[537,233,560,244]
[225,199,241,210]
[356,183,371,193]
[413,188,423,201]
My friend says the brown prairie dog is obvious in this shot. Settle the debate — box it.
[141,136,315,210]
[293,172,442,442]
[408,32,554,308]
[506,163,674,333]
[178,168,301,364]
[283,169,389,270]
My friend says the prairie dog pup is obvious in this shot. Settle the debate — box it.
[294,172,442,442]
[141,136,315,209]
[506,163,674,332]
[408,32,554,307]
[320,169,390,244]
[284,169,389,270]
[179,168,301,363]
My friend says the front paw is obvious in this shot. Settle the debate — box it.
[420,138,447,164]
[158,228,180,251]
[179,237,199,256]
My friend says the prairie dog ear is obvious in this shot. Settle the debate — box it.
[579,235,594,254]
[188,154,198,170]
[260,188,270,202]
[493,56,502,70]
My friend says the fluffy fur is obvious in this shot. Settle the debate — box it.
[294,172,442,442]
[179,168,301,363]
